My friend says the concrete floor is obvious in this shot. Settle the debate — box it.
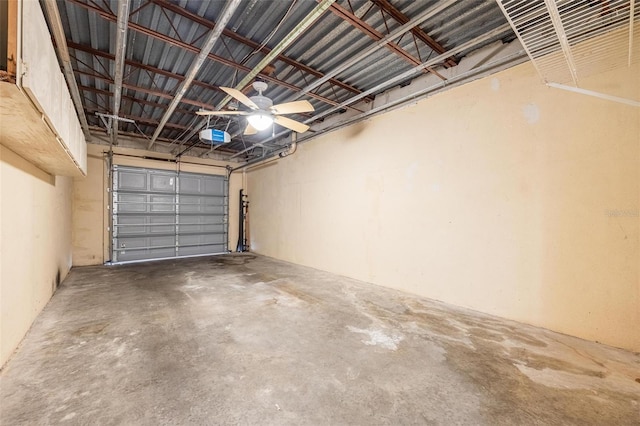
[1,254,639,425]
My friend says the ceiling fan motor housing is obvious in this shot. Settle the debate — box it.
[250,81,272,112]
[249,95,273,111]
[252,81,268,93]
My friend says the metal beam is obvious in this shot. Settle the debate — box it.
[112,0,131,144]
[88,126,172,144]
[233,23,513,159]
[370,0,456,67]
[295,0,457,100]
[149,0,241,148]
[73,68,217,110]
[78,83,196,116]
[184,0,341,148]
[230,50,527,173]
[85,108,190,131]
[41,0,92,140]
[66,0,351,111]
[234,44,526,167]
[175,0,338,150]
[67,40,221,93]
[217,0,338,110]
[326,2,445,79]
[312,24,512,122]
[150,0,368,100]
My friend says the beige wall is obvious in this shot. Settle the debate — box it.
[72,144,242,266]
[247,62,640,352]
[0,146,73,367]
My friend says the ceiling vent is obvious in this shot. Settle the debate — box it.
[496,0,639,89]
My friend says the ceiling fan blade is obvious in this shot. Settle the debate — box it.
[220,87,258,110]
[244,123,258,135]
[196,110,248,116]
[274,116,310,133]
[270,100,314,115]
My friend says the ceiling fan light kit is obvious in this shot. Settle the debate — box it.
[247,112,274,131]
[196,81,314,135]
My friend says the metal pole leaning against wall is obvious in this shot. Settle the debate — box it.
[105,149,114,264]
[236,189,248,252]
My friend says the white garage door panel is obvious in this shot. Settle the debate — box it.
[179,195,226,214]
[179,244,226,257]
[112,166,228,263]
[115,215,176,236]
[115,170,147,189]
[115,196,177,214]
[178,218,226,234]
[178,233,227,246]
[119,235,176,249]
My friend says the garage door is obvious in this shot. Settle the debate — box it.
[111,165,228,263]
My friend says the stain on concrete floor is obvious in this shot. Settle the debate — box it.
[1,253,638,425]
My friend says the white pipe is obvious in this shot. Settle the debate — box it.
[216,0,337,111]
[294,0,459,100]
[547,83,640,107]
[230,23,513,159]
[231,48,527,172]
[112,0,131,145]
[181,0,338,150]
[149,0,242,148]
[15,0,22,87]
[279,133,297,158]
[629,0,635,66]
[307,24,512,125]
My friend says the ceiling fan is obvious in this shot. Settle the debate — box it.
[197,81,314,135]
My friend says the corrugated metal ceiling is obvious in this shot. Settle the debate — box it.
[53,0,516,157]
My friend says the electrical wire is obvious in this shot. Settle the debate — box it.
[239,0,297,65]
[182,1,297,156]
[133,122,152,141]
[166,114,202,148]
